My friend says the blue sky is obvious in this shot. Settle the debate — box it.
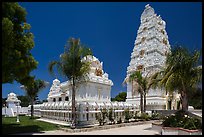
[2,2,202,100]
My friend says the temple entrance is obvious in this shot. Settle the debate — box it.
[86,107,89,121]
[168,100,172,110]
[177,100,180,110]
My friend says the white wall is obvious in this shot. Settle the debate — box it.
[2,107,28,117]
[75,82,111,103]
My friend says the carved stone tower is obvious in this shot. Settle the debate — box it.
[125,4,172,110]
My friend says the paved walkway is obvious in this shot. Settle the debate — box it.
[16,123,160,135]
[190,110,202,117]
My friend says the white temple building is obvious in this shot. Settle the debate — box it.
[125,4,181,110]
[2,92,28,117]
[32,55,137,126]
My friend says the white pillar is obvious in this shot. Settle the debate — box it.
[16,102,20,123]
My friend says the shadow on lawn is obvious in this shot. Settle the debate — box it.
[2,124,44,135]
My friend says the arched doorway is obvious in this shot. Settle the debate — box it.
[168,100,172,110]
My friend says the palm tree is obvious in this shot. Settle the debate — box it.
[129,71,157,113]
[128,71,144,113]
[21,79,48,119]
[48,37,92,128]
[153,46,202,111]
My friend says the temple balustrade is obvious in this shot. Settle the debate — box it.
[30,101,138,124]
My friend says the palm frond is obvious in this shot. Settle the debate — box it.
[80,45,92,58]
[23,79,48,100]
[188,66,202,87]
[48,61,63,78]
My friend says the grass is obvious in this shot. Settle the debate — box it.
[2,116,59,135]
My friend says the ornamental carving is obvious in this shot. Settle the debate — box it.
[161,29,165,35]
[95,68,102,77]
[143,27,147,31]
[158,21,162,25]
[165,51,168,56]
[140,50,145,57]
[137,65,143,71]
[163,38,167,45]
[141,37,146,43]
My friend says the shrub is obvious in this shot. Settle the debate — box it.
[183,117,202,130]
[151,112,161,120]
[163,115,178,127]
[96,108,108,126]
[108,108,115,124]
[134,111,138,119]
[162,110,202,130]
[96,113,103,126]
[183,118,197,130]
[117,117,122,124]
[140,113,150,121]
[124,108,132,122]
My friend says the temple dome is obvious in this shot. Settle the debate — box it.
[6,92,20,102]
[8,92,17,98]
[53,79,60,85]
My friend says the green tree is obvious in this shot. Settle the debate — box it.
[153,46,202,111]
[2,2,38,86]
[188,87,202,109]
[42,99,48,103]
[111,92,127,102]
[21,79,48,118]
[2,98,6,108]
[17,95,30,107]
[48,37,92,128]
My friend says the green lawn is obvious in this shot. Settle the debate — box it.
[2,116,59,135]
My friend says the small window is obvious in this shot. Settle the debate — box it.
[143,27,147,31]
[140,50,145,56]
[86,107,89,121]
[165,51,168,56]
[53,98,56,102]
[161,29,165,35]
[58,97,62,102]
[65,96,69,101]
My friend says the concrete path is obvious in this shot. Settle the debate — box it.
[190,110,202,117]
[16,123,160,135]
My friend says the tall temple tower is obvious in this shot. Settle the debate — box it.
[125,4,179,110]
